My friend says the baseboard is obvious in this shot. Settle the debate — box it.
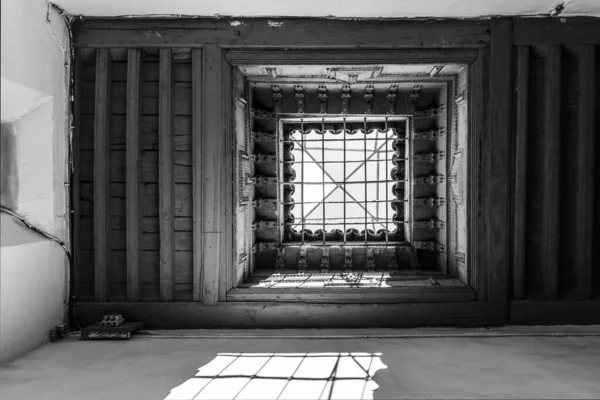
[75,301,487,329]
[510,301,600,325]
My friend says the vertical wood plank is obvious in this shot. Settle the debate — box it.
[471,48,486,301]
[202,44,222,305]
[542,45,561,301]
[159,49,175,302]
[72,51,83,299]
[486,19,512,325]
[93,49,111,302]
[512,45,529,300]
[126,49,141,302]
[219,51,234,301]
[192,49,203,302]
[574,45,595,300]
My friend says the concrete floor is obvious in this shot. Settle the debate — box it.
[1,330,599,399]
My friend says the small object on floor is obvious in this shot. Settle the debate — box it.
[100,313,126,327]
[81,321,143,340]
[49,323,69,342]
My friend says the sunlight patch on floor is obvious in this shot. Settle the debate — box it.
[165,352,387,400]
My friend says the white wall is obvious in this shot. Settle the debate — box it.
[52,0,600,18]
[0,0,70,364]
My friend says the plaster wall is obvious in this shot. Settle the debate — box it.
[0,0,70,364]
[52,0,600,18]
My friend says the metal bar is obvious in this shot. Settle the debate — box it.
[343,118,347,244]
[321,119,325,243]
[280,115,408,123]
[385,118,389,240]
[283,199,407,205]
[282,158,403,164]
[301,119,305,244]
[283,138,406,143]
[364,117,368,244]
[284,180,405,185]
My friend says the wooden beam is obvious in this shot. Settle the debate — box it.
[74,301,487,329]
[227,286,477,303]
[542,46,561,301]
[513,17,600,45]
[226,49,478,65]
[93,49,111,302]
[201,44,222,305]
[159,48,175,302]
[219,52,233,301]
[126,49,142,301]
[470,49,486,300]
[72,51,83,299]
[192,48,203,302]
[573,45,595,300]
[510,301,600,325]
[512,46,529,300]
[485,19,512,326]
[72,18,491,49]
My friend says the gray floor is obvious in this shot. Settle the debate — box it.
[1,329,599,399]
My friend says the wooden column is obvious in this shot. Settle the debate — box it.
[485,19,512,325]
[192,48,203,302]
[201,44,222,305]
[126,49,141,301]
[159,49,175,302]
[512,46,529,300]
[542,46,561,301]
[574,45,595,300]
[72,51,83,299]
[219,51,233,301]
[93,49,111,302]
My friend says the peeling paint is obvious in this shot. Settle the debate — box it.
[267,20,284,27]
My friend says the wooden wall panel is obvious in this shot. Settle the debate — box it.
[72,18,599,328]
[515,43,599,303]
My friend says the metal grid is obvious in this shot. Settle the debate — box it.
[280,117,408,245]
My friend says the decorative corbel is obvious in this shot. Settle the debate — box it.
[320,247,330,272]
[363,85,374,114]
[343,248,353,271]
[271,85,283,113]
[294,85,305,113]
[317,84,328,113]
[275,247,285,270]
[298,247,308,273]
[407,84,422,113]
[386,84,398,114]
[387,248,398,270]
[365,248,376,270]
[341,84,352,114]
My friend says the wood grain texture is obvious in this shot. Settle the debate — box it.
[512,46,529,300]
[74,301,487,329]
[73,51,83,299]
[513,17,600,45]
[485,19,512,325]
[201,44,222,305]
[159,48,175,301]
[574,45,595,300]
[126,49,141,301]
[219,51,234,301]
[72,18,491,49]
[510,301,600,325]
[471,48,486,301]
[542,46,561,301]
[226,49,478,65]
[227,286,476,303]
[93,49,111,302]
[192,48,203,302]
